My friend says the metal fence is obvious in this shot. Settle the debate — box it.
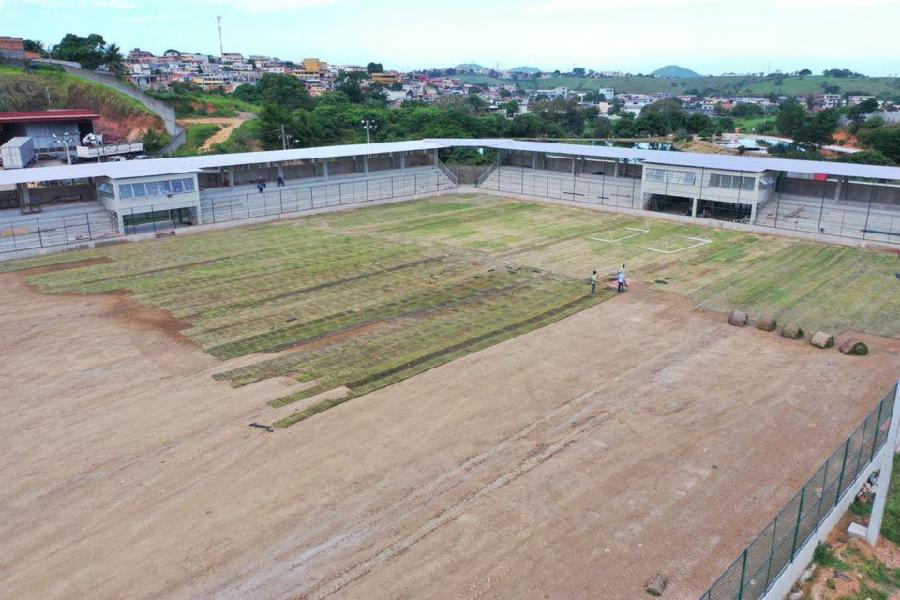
[0,210,120,255]
[478,166,643,210]
[198,169,455,227]
[700,383,898,600]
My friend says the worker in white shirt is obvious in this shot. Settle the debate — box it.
[617,264,627,293]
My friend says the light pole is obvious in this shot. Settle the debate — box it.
[51,132,78,165]
[361,119,376,144]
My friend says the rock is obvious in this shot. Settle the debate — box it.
[810,331,835,349]
[781,324,804,339]
[756,316,777,332]
[645,574,668,596]
[800,566,815,583]
[788,591,803,600]
[848,522,868,540]
[728,310,748,327]
[839,339,868,356]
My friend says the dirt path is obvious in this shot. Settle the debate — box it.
[177,114,251,151]
[2,274,899,600]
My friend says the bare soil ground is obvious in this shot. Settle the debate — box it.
[178,116,250,151]
[2,267,899,600]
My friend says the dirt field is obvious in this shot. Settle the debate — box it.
[2,262,899,599]
[178,116,252,151]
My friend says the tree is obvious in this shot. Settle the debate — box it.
[775,100,807,138]
[257,73,312,110]
[232,83,261,104]
[51,33,107,69]
[798,68,812,77]
[335,71,369,103]
[858,126,900,163]
[366,62,384,74]
[501,100,519,118]
[23,39,46,57]
[635,99,687,135]
[140,127,172,155]
[102,43,127,76]
[838,149,895,166]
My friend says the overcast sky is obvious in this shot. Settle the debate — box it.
[3,0,899,76]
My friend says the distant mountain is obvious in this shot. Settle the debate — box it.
[510,66,540,74]
[651,65,701,78]
[456,64,484,71]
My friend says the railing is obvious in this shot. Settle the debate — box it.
[199,169,456,228]
[436,159,459,187]
[476,163,497,186]
[699,383,898,600]
[0,211,120,256]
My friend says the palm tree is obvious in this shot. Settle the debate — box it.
[102,43,127,77]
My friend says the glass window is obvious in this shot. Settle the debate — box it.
[742,177,756,191]
[668,171,696,186]
[143,182,161,196]
[118,184,133,199]
[709,174,721,187]
[182,178,195,191]
[162,180,173,194]
[645,169,665,182]
[132,183,147,198]
[171,179,184,193]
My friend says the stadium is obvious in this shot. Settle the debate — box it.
[1,139,899,599]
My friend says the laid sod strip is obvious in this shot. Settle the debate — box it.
[272,292,603,427]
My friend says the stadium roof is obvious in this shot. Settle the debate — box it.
[0,138,899,186]
[0,110,100,124]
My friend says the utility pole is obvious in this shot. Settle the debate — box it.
[361,119,376,144]
[280,124,290,150]
[217,16,224,57]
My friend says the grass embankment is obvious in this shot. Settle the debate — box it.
[147,89,260,118]
[0,64,157,123]
[173,123,221,156]
[3,195,899,425]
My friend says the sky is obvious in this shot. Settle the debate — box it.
[2,0,899,76]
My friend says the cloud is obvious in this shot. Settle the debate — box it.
[187,0,340,12]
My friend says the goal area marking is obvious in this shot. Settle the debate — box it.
[588,226,649,244]
[643,235,712,254]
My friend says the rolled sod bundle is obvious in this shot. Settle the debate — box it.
[780,324,804,339]
[756,316,777,332]
[810,331,835,349]
[728,310,748,327]
[839,339,869,356]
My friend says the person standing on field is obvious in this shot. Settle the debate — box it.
[590,270,598,296]
[617,264,627,293]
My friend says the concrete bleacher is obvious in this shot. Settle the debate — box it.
[0,201,120,257]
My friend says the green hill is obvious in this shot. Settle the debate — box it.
[652,65,701,78]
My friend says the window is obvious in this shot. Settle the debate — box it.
[707,173,755,191]
[667,171,696,186]
[645,168,666,182]
[118,184,133,199]
[132,183,147,198]
[116,177,196,200]
[171,179,184,193]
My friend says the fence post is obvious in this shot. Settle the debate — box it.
[815,458,829,525]
[62,216,70,245]
[790,486,806,559]
[835,438,850,507]
[764,514,778,590]
[872,399,885,462]
[737,547,748,600]
[9,222,17,251]
[37,218,44,248]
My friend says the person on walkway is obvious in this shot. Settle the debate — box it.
[257,177,266,194]
[590,270,598,296]
[617,264,627,293]
[277,175,285,187]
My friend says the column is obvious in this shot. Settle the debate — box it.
[691,197,699,218]
[614,160,619,178]
[400,153,405,170]
[750,201,758,225]
[228,167,235,191]
[363,156,369,175]
[834,178,844,202]
[323,160,329,182]
[866,384,900,545]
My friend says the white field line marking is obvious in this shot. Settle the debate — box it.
[588,227,649,243]
[643,235,712,254]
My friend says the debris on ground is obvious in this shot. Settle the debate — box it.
[839,339,869,356]
[756,316,777,332]
[728,310,748,327]
[249,423,274,432]
[847,522,867,539]
[645,574,668,596]
[810,331,835,349]
[653,279,669,285]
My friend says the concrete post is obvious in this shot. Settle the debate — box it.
[229,167,235,191]
[614,160,619,178]
[400,153,405,170]
[866,383,900,545]
[363,156,369,175]
[277,165,284,181]
[323,160,329,182]
[750,201,758,225]
[691,197,699,218]
[17,184,31,210]
[834,179,843,202]
[433,149,439,166]
[116,211,125,235]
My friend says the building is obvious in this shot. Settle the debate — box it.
[0,110,98,159]
[0,36,25,61]
[371,71,401,86]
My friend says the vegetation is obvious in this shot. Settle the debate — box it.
[48,33,127,75]
[147,84,261,118]
[4,195,900,428]
[173,123,221,156]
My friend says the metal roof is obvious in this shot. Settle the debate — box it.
[1,138,898,186]
[0,110,100,124]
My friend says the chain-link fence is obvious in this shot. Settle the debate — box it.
[700,383,898,600]
[0,209,121,255]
